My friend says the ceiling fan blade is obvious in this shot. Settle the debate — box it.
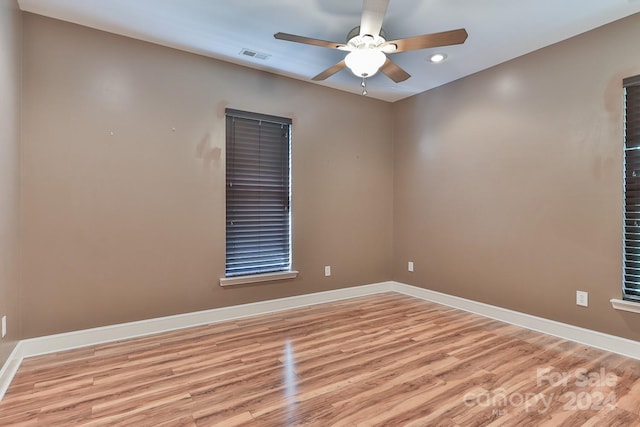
[312,60,347,81]
[380,58,411,83]
[385,28,468,53]
[274,32,346,50]
[360,0,389,37]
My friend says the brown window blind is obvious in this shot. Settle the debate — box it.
[623,75,640,301]
[225,109,292,277]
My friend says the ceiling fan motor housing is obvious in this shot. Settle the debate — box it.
[346,26,387,47]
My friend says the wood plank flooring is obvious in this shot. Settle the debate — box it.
[1,292,639,426]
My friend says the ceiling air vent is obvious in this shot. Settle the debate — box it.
[239,48,271,60]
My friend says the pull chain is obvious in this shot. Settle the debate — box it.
[361,77,367,96]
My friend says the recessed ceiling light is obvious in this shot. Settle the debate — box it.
[429,53,447,63]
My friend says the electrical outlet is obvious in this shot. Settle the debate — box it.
[1,316,6,338]
[576,291,588,307]
[324,266,331,277]
[408,261,414,272]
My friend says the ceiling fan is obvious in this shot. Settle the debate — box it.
[274,0,468,95]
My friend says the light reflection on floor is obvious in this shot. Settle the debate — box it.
[283,339,298,420]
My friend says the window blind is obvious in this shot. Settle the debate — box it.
[225,109,292,277]
[623,75,640,301]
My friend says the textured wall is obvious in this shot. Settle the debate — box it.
[393,13,640,340]
[21,14,393,338]
[0,0,21,365]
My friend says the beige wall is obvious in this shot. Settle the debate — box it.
[0,0,21,365]
[21,14,393,338]
[17,10,640,343]
[393,12,640,340]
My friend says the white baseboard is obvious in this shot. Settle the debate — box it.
[0,342,24,401]
[2,280,639,401]
[20,282,394,358]
[391,282,640,360]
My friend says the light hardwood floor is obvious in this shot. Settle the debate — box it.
[0,292,639,426]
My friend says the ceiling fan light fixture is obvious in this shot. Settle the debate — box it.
[345,49,386,78]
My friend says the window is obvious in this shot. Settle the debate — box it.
[623,75,640,301]
[224,109,292,279]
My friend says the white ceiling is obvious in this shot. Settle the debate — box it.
[17,0,640,102]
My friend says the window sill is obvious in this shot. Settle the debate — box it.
[610,298,640,314]
[219,270,299,287]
